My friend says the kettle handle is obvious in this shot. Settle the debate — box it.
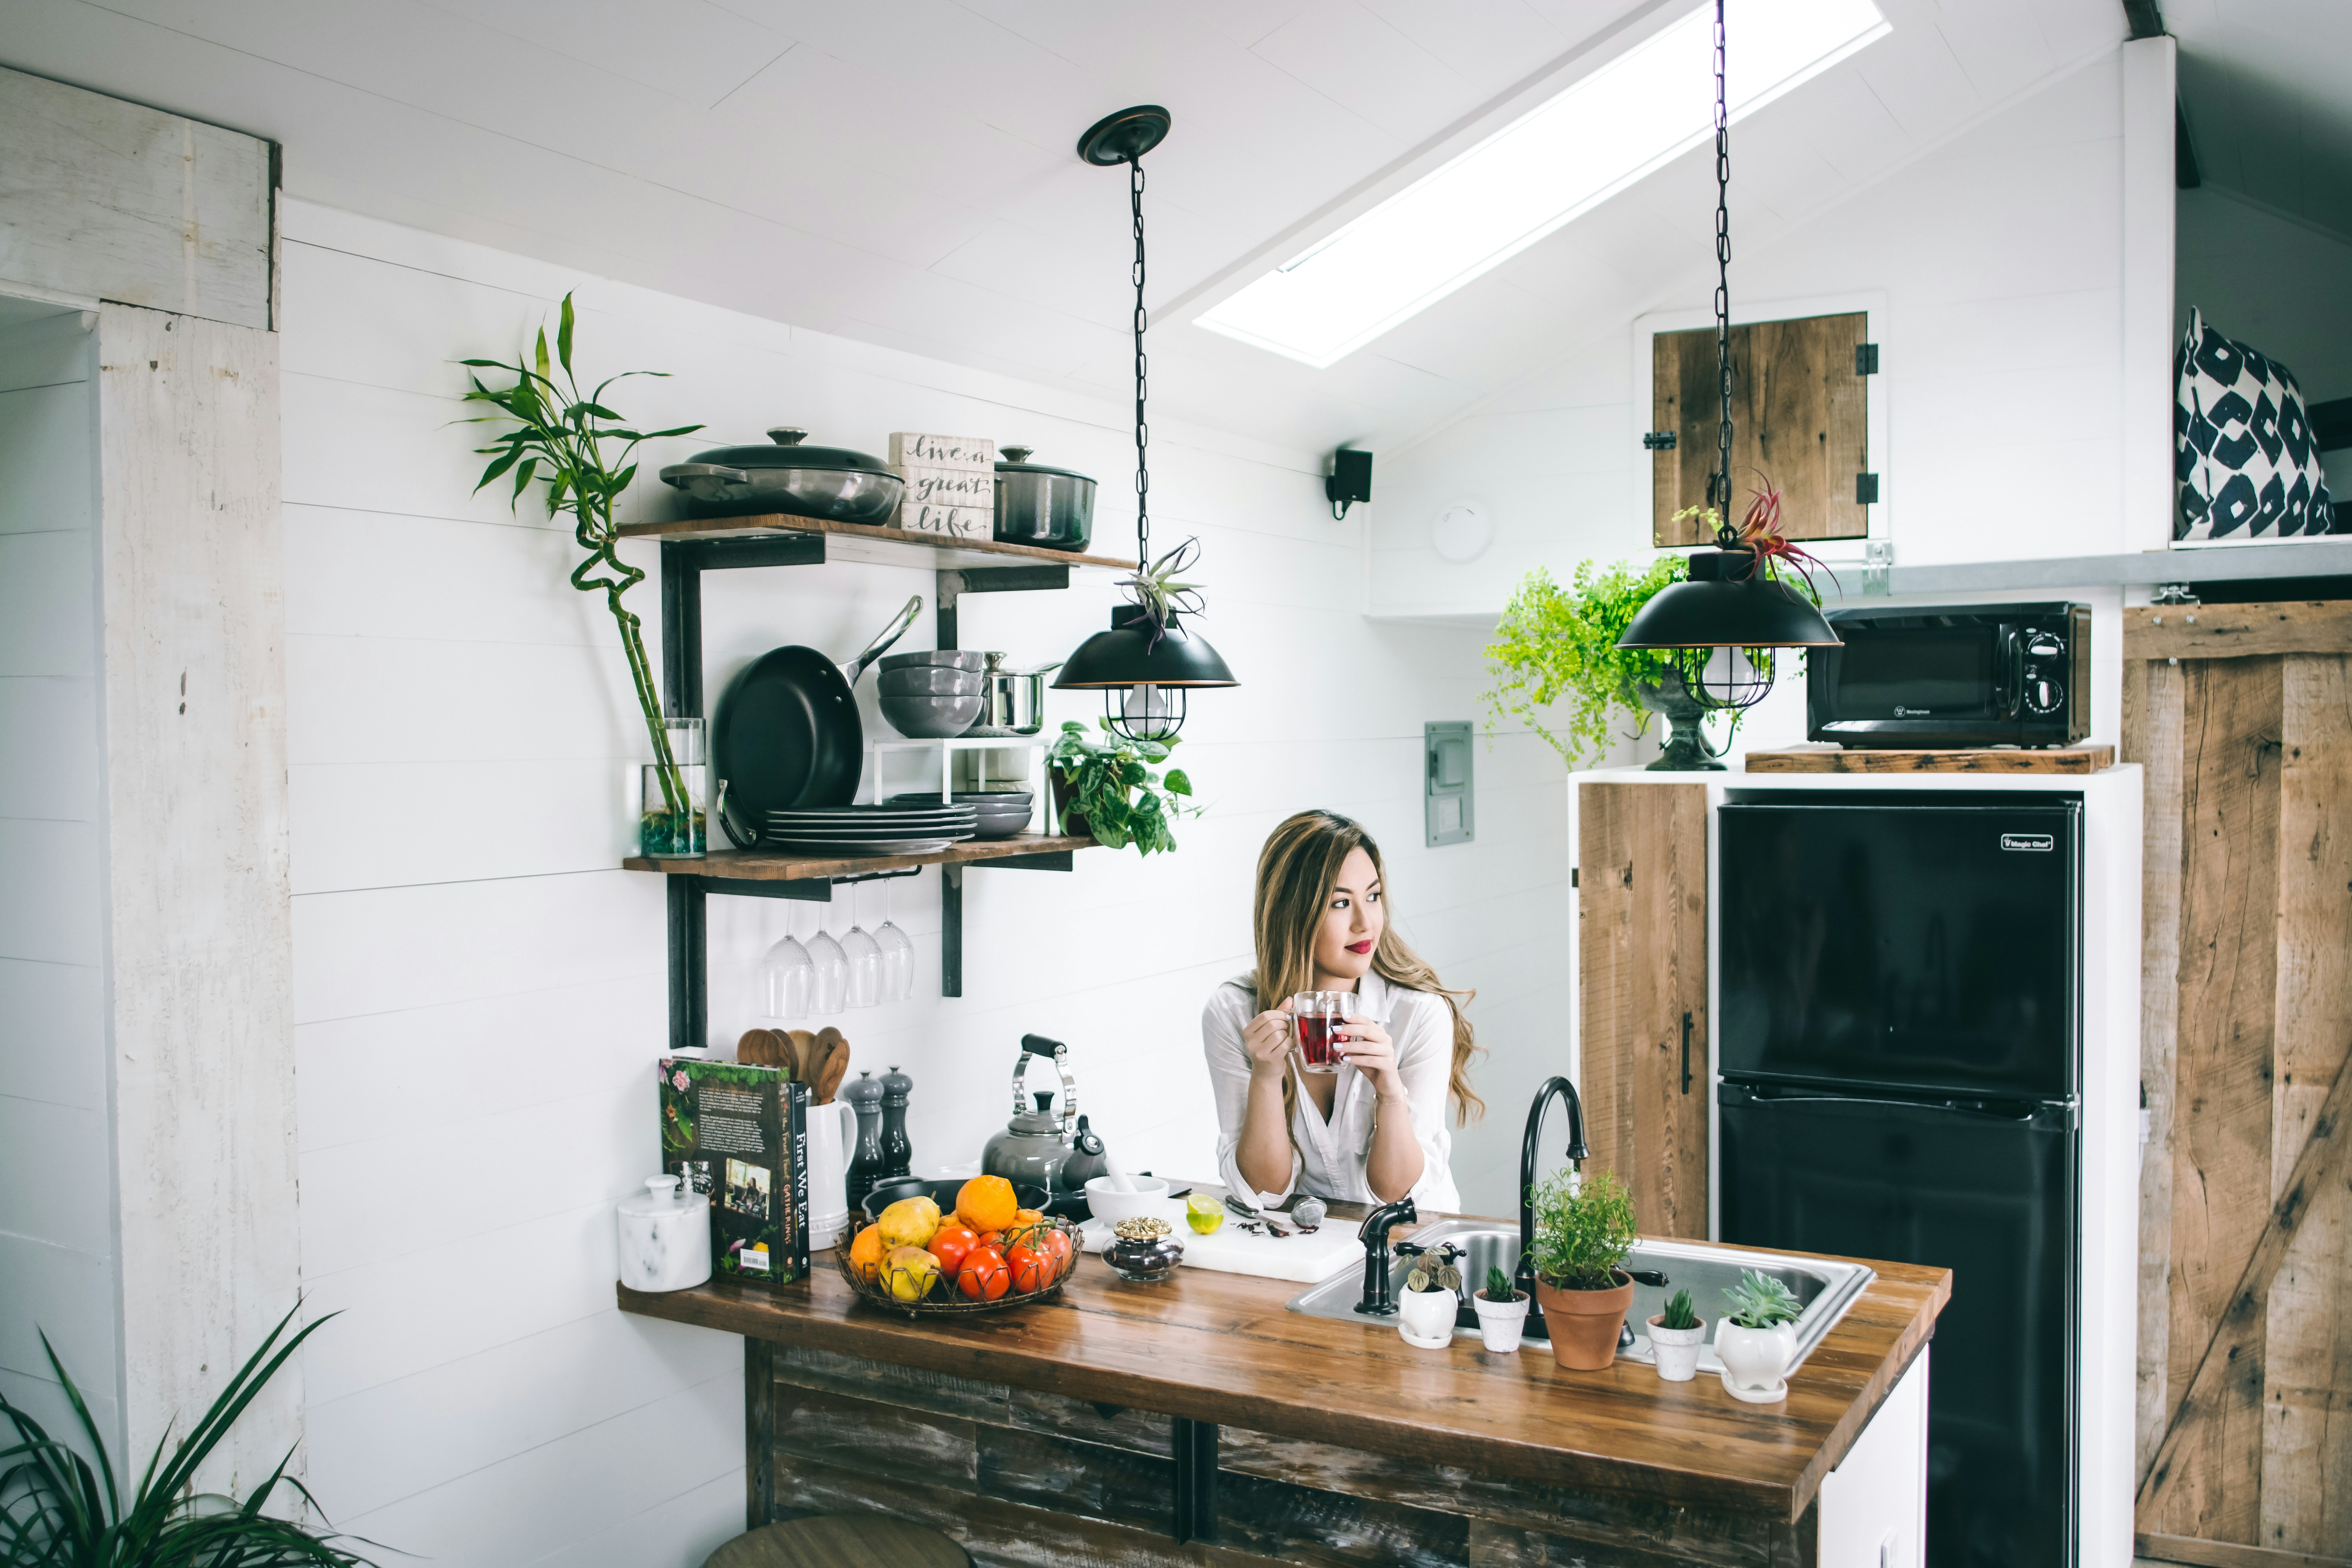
[1010,1036,1077,1141]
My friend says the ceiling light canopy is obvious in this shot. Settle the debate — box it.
[1194,0,1890,369]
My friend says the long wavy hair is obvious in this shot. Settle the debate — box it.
[1249,810,1483,1125]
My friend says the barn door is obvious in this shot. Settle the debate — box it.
[1653,311,1870,545]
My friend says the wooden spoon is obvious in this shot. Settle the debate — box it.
[783,1029,818,1082]
[812,1027,851,1104]
[735,1028,787,1069]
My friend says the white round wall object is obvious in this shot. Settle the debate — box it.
[1432,500,1491,563]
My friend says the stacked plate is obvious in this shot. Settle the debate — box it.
[886,792,1034,840]
[763,802,978,855]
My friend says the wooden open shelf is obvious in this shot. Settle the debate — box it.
[1744,744,2116,775]
[622,832,1096,883]
[617,513,1135,573]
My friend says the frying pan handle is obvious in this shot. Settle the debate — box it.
[714,778,758,849]
[841,595,923,686]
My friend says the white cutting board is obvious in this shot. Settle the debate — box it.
[1084,1198,1360,1285]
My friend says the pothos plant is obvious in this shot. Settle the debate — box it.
[1046,720,1198,858]
[459,294,704,835]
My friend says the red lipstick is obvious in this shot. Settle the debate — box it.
[1346,939,1374,955]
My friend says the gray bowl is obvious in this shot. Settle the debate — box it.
[878,650,986,674]
[878,665,983,697]
[879,687,983,739]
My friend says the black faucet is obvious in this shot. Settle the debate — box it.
[1354,1197,1418,1315]
[1517,1075,1589,1305]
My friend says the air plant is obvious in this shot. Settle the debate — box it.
[1119,537,1207,651]
[1672,473,1841,604]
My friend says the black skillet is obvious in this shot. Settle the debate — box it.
[713,595,922,844]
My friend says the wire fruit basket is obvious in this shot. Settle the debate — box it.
[834,1215,1083,1317]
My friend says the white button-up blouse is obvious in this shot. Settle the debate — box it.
[1201,970,1462,1213]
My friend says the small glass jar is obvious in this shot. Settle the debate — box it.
[640,717,707,858]
[1105,1217,1183,1283]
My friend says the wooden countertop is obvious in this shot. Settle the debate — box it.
[618,1216,1949,1525]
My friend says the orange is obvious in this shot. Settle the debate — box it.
[955,1175,1019,1234]
[846,1224,886,1284]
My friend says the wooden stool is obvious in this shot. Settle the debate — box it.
[700,1516,969,1568]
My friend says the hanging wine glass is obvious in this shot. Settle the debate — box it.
[841,881,883,1010]
[807,897,848,1016]
[760,903,812,1019]
[875,878,915,1002]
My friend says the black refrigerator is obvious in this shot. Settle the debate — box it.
[1717,791,2081,1568]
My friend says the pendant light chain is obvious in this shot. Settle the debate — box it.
[1130,155,1152,574]
[1711,0,1736,549]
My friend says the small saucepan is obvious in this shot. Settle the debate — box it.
[993,446,1095,551]
[965,653,1062,737]
[660,428,904,523]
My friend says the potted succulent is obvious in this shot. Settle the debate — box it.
[1528,1168,1639,1370]
[1045,719,1198,857]
[1395,1242,1464,1350]
[1716,1267,1805,1402]
[1472,1263,1530,1354]
[1646,1287,1708,1382]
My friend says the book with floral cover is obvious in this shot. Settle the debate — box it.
[657,1057,810,1288]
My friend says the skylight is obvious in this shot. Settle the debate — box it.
[1193,0,1890,369]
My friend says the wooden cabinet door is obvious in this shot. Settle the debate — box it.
[1577,781,1709,1240]
[1654,311,1869,545]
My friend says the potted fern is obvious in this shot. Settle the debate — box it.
[1394,1242,1464,1350]
[1716,1267,1805,1402]
[1528,1168,1639,1370]
[1646,1287,1707,1382]
[1472,1262,1530,1354]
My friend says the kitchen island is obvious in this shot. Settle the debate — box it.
[619,1219,1948,1568]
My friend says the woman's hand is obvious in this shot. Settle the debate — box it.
[1337,1018,1404,1099]
[1241,1009,1293,1079]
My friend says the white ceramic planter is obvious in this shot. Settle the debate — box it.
[1715,1319,1797,1402]
[1471,1290,1529,1352]
[1645,1313,1707,1382]
[1397,1286,1459,1349]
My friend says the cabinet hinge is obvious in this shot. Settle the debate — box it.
[1856,343,1880,375]
[1856,473,1880,505]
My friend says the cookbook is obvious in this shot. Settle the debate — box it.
[657,1057,810,1288]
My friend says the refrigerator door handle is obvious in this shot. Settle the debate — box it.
[1731,1086,2049,1123]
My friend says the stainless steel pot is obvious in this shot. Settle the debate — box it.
[965,652,1061,737]
[660,428,904,523]
[992,446,1096,551]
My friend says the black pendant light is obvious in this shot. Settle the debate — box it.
[1054,105,1239,744]
[1615,1,1839,711]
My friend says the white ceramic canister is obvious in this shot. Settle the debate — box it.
[804,1099,858,1251]
[617,1175,711,1292]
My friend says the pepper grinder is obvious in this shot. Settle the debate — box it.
[843,1071,885,1207]
[877,1064,914,1182]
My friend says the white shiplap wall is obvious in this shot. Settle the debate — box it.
[279,199,1569,1568]
[1370,50,2136,616]
[0,304,121,1463]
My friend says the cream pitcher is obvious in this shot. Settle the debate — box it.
[804,1095,859,1251]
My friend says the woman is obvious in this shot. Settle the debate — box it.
[1202,810,1481,1212]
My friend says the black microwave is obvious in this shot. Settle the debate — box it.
[1806,602,2090,748]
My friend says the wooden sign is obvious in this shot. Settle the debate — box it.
[895,465,993,508]
[896,501,990,540]
[888,432,995,469]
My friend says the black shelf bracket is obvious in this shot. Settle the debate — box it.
[653,532,1077,1051]
[1171,1417,1218,1543]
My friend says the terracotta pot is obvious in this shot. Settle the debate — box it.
[1534,1271,1635,1370]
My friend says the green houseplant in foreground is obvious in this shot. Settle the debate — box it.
[0,1306,376,1566]
[460,294,705,854]
[1484,556,1739,771]
[1045,720,1197,857]
[1528,1167,1640,1371]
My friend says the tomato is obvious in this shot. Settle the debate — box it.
[927,1220,980,1275]
[956,1245,1011,1301]
[1037,1226,1075,1279]
[1005,1239,1051,1294]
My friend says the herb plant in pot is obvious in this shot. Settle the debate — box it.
[1528,1168,1639,1370]
[1647,1288,1708,1382]
[1472,1263,1530,1354]
[1716,1267,1804,1403]
[1395,1243,1464,1350]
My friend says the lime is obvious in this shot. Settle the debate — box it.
[1186,1194,1226,1235]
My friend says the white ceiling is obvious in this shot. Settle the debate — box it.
[2168,0,2352,242]
[5,0,2127,453]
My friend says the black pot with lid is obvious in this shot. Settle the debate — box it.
[660,427,905,524]
[993,445,1096,552]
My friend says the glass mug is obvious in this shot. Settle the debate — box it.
[1288,991,1361,1075]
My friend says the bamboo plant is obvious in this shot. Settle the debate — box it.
[460,294,703,839]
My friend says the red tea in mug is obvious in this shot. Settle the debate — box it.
[1296,1013,1345,1071]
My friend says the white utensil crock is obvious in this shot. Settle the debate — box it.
[805,1099,857,1251]
[1397,1286,1459,1349]
[1715,1319,1796,1398]
[617,1176,710,1292]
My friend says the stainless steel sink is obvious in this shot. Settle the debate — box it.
[1284,1221,1874,1376]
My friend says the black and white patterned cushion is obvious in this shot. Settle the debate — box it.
[2174,307,2336,540]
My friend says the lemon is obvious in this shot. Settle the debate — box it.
[877,1196,941,1250]
[1186,1194,1225,1236]
[881,1244,942,1303]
